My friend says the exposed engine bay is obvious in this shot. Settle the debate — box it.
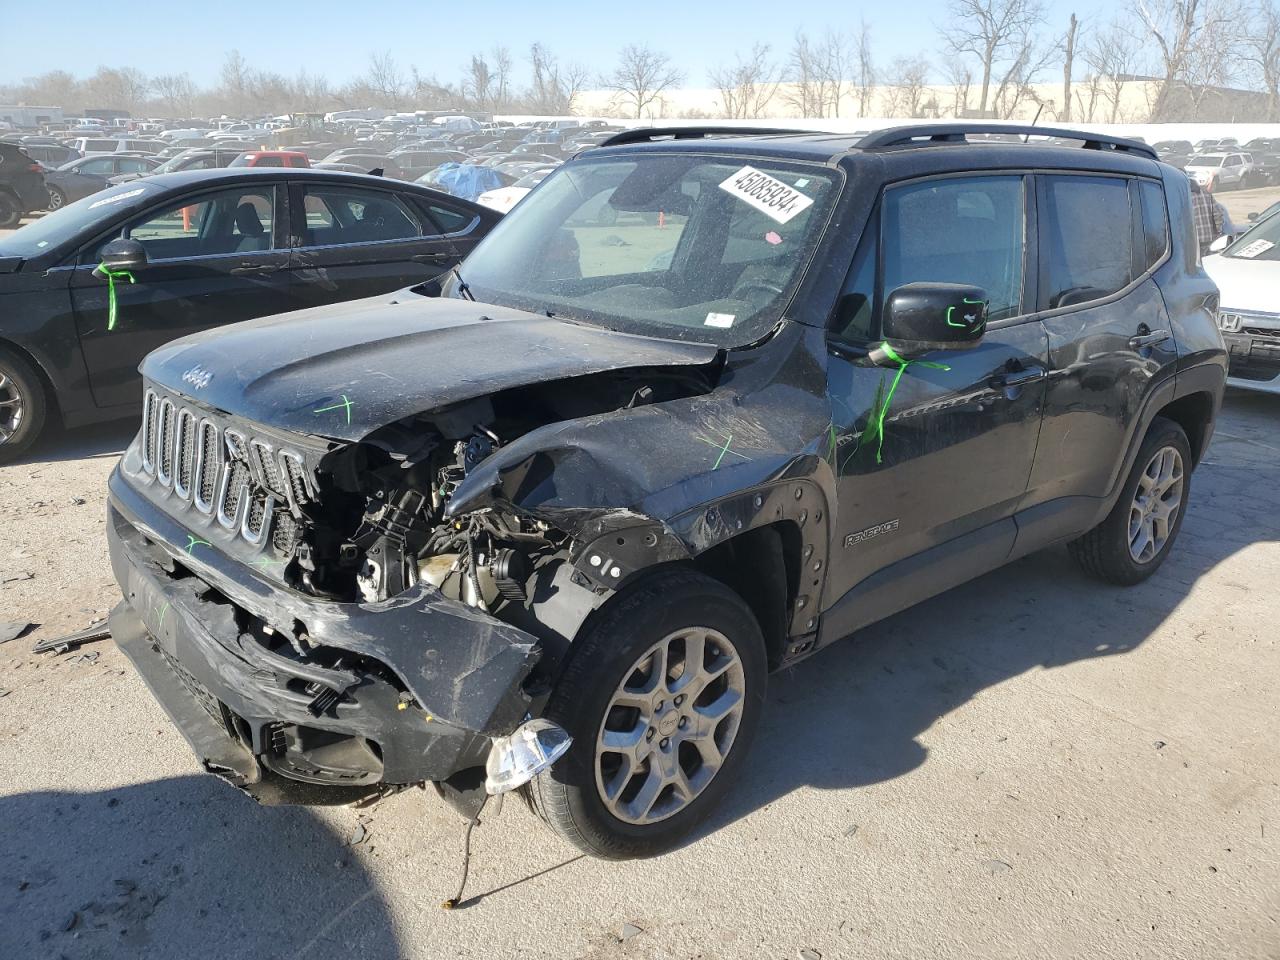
[289,365,718,610]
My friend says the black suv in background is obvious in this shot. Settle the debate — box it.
[0,141,49,228]
[105,125,1225,860]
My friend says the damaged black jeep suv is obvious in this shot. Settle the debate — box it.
[107,124,1226,859]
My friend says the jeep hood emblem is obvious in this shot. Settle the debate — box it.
[182,365,213,390]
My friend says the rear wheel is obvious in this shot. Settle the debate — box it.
[525,569,767,859]
[46,186,66,211]
[1068,418,1192,585]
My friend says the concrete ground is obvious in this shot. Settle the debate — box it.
[1,395,1278,960]
[1,187,1280,960]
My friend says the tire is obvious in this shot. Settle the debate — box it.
[0,345,48,463]
[0,192,21,229]
[525,569,767,859]
[1068,417,1192,586]
[46,186,66,211]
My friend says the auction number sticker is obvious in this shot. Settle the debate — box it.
[719,166,814,224]
[1233,238,1275,259]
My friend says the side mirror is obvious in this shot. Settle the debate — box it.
[1248,211,1259,222]
[882,282,988,355]
[1208,235,1230,253]
[94,237,147,274]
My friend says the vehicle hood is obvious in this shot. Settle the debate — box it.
[141,291,721,442]
[1203,253,1280,315]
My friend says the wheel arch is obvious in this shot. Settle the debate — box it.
[1155,390,1215,465]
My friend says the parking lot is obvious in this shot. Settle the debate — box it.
[1,230,1279,957]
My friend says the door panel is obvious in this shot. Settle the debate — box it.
[1025,175,1178,508]
[822,172,1048,636]
[287,182,460,309]
[70,184,293,408]
[825,323,1048,608]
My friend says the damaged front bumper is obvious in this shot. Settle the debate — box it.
[106,466,544,805]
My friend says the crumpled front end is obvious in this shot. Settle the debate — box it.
[106,423,544,805]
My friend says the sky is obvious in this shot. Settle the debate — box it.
[0,0,1122,91]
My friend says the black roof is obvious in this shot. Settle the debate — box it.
[590,123,1164,178]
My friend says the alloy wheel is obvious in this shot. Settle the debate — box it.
[47,188,64,210]
[1128,446,1184,563]
[0,370,25,446]
[595,626,746,825]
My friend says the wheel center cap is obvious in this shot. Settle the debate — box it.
[658,712,679,737]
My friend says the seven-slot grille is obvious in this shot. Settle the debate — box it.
[140,388,315,550]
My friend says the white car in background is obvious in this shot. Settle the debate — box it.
[1204,209,1280,394]
[1184,152,1253,191]
[476,168,556,214]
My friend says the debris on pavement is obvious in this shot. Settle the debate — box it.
[982,859,1013,875]
[0,622,33,644]
[2,571,34,584]
[799,950,823,960]
[349,816,373,846]
[618,922,644,942]
[32,619,111,655]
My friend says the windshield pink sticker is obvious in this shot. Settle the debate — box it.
[719,166,814,224]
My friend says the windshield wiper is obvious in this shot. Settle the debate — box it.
[450,265,475,301]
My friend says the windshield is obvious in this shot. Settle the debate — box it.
[0,180,162,258]
[451,154,840,346]
[1224,209,1280,261]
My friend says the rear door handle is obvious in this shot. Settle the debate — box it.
[230,262,280,275]
[993,366,1047,388]
[1129,330,1171,349]
[411,252,453,264]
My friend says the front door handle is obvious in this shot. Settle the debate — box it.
[993,366,1047,388]
[1129,329,1171,349]
[411,252,452,264]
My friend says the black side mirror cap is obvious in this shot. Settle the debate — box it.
[94,237,148,275]
[882,282,988,355]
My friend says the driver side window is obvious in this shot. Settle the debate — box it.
[112,187,275,262]
[881,176,1027,322]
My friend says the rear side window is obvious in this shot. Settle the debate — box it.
[1040,176,1133,309]
[299,186,421,246]
[881,175,1027,321]
[1138,181,1169,272]
[425,203,474,234]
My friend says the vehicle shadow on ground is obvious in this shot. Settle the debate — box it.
[18,417,138,465]
[707,392,1280,839]
[0,775,403,959]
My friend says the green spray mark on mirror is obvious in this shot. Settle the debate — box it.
[857,342,951,465]
[97,263,136,331]
[946,297,988,329]
[185,535,211,554]
[314,395,354,425]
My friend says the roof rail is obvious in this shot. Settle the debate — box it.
[857,123,1158,160]
[598,126,823,148]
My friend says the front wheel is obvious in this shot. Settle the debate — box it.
[46,186,66,211]
[0,346,48,464]
[1068,418,1192,585]
[525,569,767,859]
[0,192,21,229]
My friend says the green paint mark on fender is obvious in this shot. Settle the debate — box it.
[697,431,751,470]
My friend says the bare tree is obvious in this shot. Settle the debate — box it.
[782,33,826,117]
[1135,0,1243,120]
[709,43,780,118]
[464,54,495,110]
[219,50,252,115]
[854,19,877,116]
[82,67,150,112]
[945,59,975,116]
[1060,12,1080,120]
[885,56,932,117]
[944,0,1046,115]
[529,43,589,114]
[1084,20,1139,122]
[288,69,331,113]
[602,44,683,118]
[366,50,407,108]
[152,73,195,117]
[1241,2,1280,120]
[491,46,515,112]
